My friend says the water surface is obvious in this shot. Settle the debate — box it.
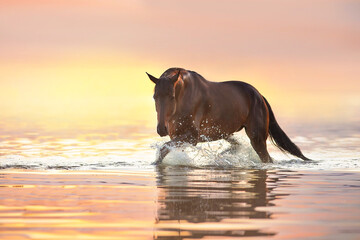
[0,121,359,239]
[0,168,359,239]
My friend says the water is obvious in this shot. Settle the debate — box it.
[1,124,359,170]
[1,168,359,239]
[0,122,359,239]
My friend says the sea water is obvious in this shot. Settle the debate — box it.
[0,121,359,239]
[1,122,359,171]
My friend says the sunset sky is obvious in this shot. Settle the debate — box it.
[1,0,359,133]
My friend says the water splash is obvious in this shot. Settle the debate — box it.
[154,135,262,168]
[152,133,360,171]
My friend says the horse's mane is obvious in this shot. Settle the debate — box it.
[161,68,209,85]
[160,67,185,79]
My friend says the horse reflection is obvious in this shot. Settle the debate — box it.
[154,167,283,239]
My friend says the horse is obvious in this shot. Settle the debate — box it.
[146,67,310,164]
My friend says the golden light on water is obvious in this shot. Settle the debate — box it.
[2,169,359,239]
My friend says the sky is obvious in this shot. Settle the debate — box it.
[1,0,359,134]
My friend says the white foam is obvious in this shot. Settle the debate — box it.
[153,133,360,171]
[160,136,261,168]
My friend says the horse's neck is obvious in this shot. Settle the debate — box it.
[175,73,207,115]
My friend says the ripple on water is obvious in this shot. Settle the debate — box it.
[0,132,359,171]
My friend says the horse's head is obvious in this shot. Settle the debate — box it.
[147,70,181,137]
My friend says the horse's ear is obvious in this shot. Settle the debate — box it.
[171,70,181,83]
[146,72,158,84]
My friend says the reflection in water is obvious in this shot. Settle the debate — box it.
[1,169,360,239]
[154,167,292,239]
[0,170,158,240]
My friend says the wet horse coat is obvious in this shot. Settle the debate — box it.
[147,68,309,163]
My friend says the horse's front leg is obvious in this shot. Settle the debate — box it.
[152,140,175,165]
[152,140,178,165]
[153,134,198,165]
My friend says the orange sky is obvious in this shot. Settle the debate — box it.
[1,0,359,133]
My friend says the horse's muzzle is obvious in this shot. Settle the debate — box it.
[157,124,168,137]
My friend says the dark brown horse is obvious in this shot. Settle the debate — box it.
[147,68,310,164]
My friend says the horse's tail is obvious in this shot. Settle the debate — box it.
[263,96,311,161]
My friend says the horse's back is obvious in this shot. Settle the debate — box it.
[183,71,264,117]
[185,70,262,100]
[166,68,262,99]
[221,81,262,98]
[177,69,266,122]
